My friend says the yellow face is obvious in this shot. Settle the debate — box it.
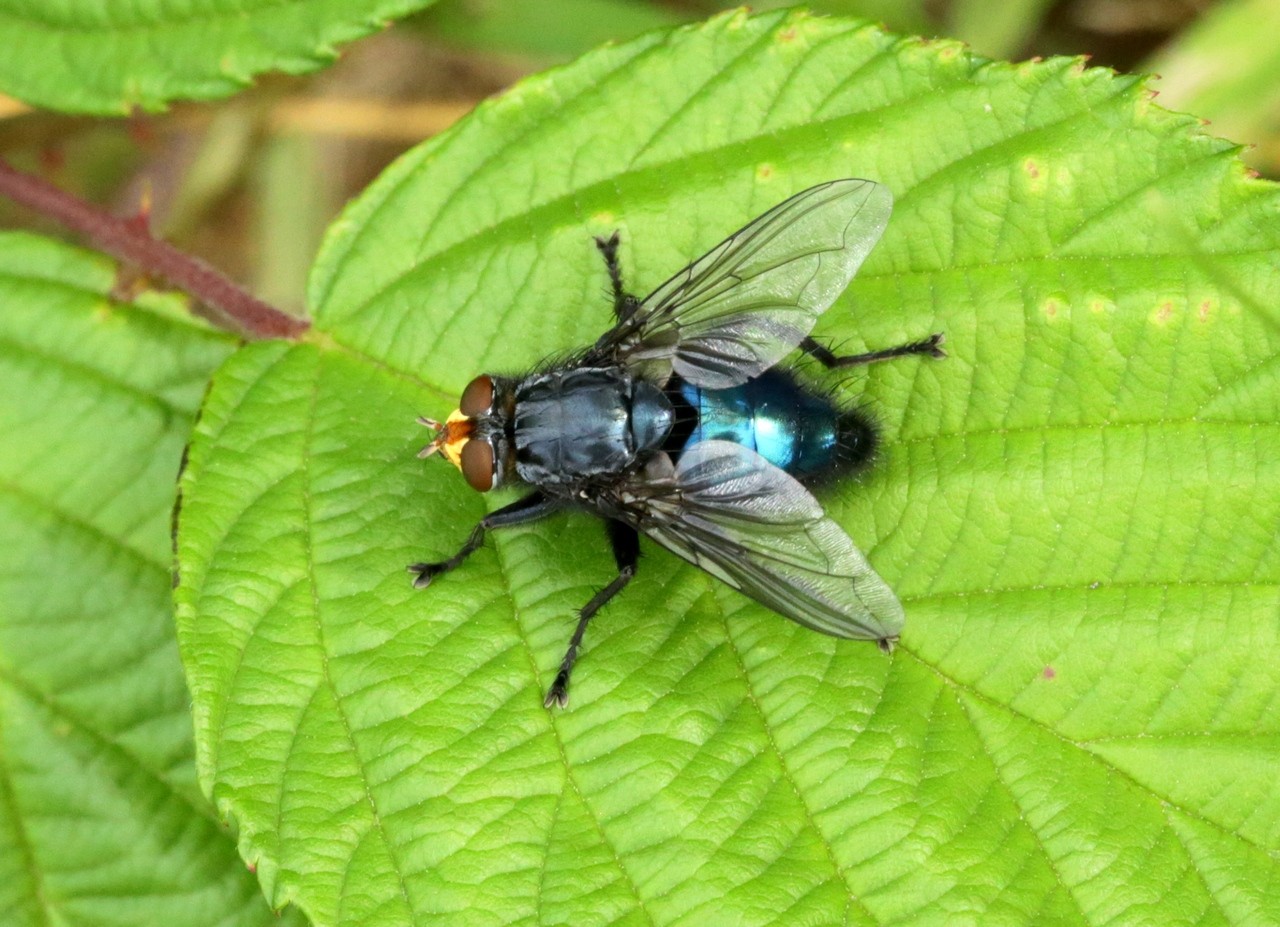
[435,408,472,469]
[418,375,500,492]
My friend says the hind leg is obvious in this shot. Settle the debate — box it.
[801,332,946,368]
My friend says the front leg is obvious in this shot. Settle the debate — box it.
[544,519,639,708]
[408,491,559,588]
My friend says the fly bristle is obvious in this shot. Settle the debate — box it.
[834,407,879,472]
[788,400,880,491]
[531,348,590,375]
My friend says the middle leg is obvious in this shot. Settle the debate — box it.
[594,232,641,323]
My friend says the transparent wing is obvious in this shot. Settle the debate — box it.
[592,179,892,389]
[609,441,904,640]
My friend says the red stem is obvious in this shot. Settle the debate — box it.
[0,157,309,340]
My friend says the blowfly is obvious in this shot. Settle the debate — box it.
[412,179,944,707]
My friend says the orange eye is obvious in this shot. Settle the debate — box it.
[459,375,494,417]
[460,438,495,492]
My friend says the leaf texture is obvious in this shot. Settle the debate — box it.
[0,0,438,114]
[177,10,1280,926]
[0,233,303,926]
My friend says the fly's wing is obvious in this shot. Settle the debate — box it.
[592,179,892,389]
[609,441,904,640]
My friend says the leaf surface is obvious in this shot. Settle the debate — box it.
[177,11,1280,925]
[0,233,304,926]
[0,0,437,114]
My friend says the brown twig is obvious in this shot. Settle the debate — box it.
[0,156,308,340]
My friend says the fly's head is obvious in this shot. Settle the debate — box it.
[418,374,517,492]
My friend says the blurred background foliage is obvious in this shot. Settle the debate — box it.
[0,0,1271,316]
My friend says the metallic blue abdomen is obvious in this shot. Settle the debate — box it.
[676,371,842,479]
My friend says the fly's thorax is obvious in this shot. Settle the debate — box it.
[511,366,674,486]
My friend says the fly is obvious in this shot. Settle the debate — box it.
[411,179,944,707]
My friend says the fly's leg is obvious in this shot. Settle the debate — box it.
[594,232,641,323]
[545,520,639,708]
[800,332,946,368]
[408,491,558,588]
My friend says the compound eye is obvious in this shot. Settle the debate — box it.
[460,437,495,492]
[459,375,494,417]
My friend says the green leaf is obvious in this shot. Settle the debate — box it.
[0,0,439,115]
[177,10,1280,925]
[0,233,308,925]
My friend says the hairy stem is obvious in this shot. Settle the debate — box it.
[0,157,308,340]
